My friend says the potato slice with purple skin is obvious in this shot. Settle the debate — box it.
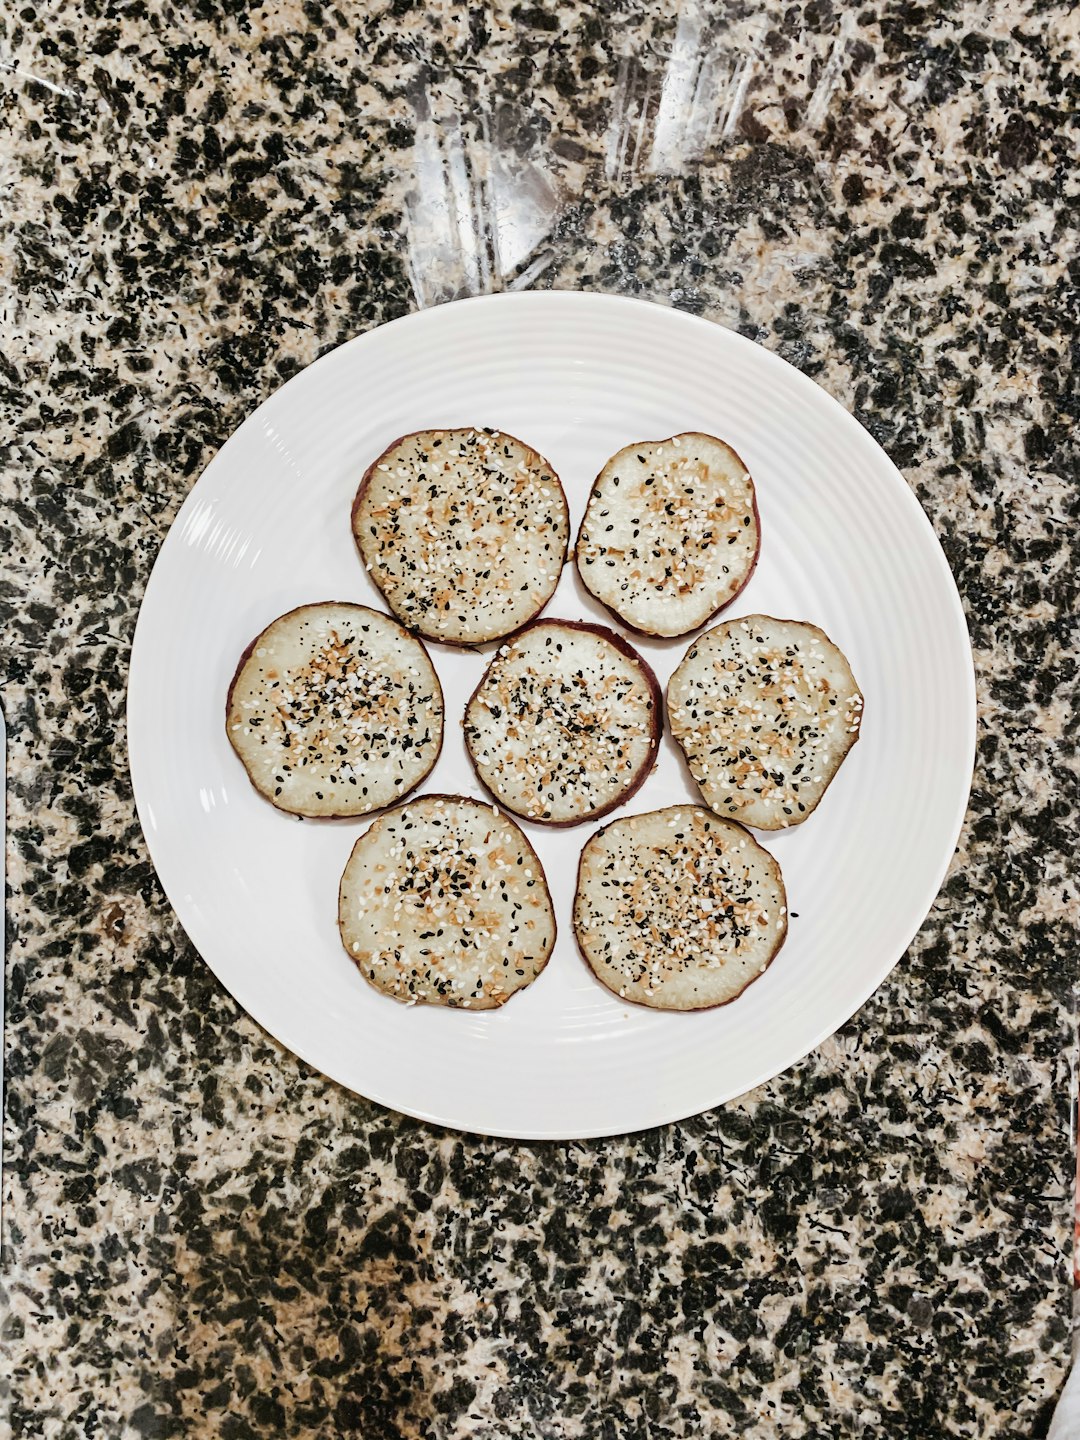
[353,427,570,646]
[464,619,662,827]
[226,602,443,818]
[338,795,556,1009]
[574,806,787,1011]
[575,432,760,638]
[667,615,863,830]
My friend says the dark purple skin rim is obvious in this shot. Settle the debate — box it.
[666,614,863,829]
[571,806,789,1012]
[463,617,664,830]
[225,601,445,821]
[337,792,558,1009]
[573,433,763,640]
[351,428,572,649]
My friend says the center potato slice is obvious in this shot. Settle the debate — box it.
[574,806,787,1011]
[464,620,661,826]
[352,427,569,646]
[338,796,556,1009]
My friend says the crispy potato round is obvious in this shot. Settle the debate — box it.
[339,796,556,1009]
[576,432,759,638]
[353,427,569,645]
[464,619,661,826]
[574,805,787,1011]
[667,615,863,829]
[226,602,443,818]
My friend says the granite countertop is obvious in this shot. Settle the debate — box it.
[2,1,1077,1435]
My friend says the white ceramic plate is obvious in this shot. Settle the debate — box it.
[128,292,974,1139]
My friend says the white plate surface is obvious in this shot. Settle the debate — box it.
[128,292,975,1139]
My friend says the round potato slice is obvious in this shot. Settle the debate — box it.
[352,427,570,646]
[575,432,760,638]
[338,796,556,1009]
[226,602,443,818]
[464,619,661,827]
[667,615,863,830]
[574,806,787,1011]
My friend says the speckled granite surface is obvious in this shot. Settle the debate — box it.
[2,2,1078,1436]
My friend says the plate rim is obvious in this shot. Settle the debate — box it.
[127,290,977,1139]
